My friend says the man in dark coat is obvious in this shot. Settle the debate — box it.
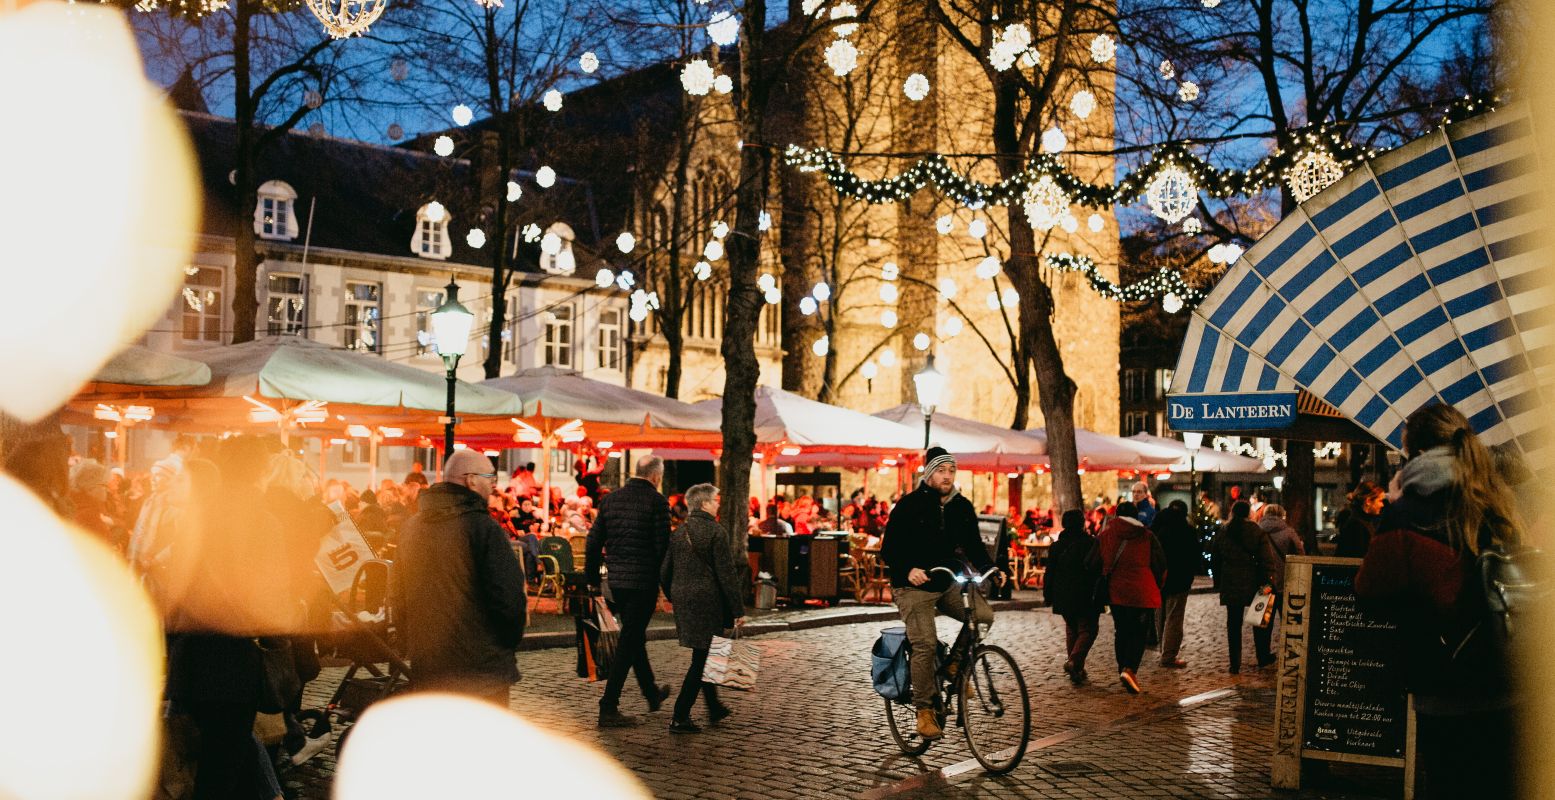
[1211,500,1278,673]
[1152,500,1198,669]
[660,483,745,732]
[1045,509,1100,684]
[880,447,1000,740]
[586,455,673,727]
[395,450,527,705]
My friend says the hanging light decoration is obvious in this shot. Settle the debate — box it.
[1145,165,1196,224]
[1285,149,1345,202]
[579,52,599,73]
[703,239,724,261]
[1023,175,1069,231]
[615,232,635,253]
[880,347,897,367]
[1090,34,1115,63]
[466,228,486,249]
[706,11,739,46]
[824,38,858,77]
[1159,60,1176,80]
[433,136,454,157]
[1070,90,1095,120]
[880,261,899,281]
[1162,292,1184,313]
[881,310,898,328]
[1178,81,1200,102]
[304,0,385,39]
[975,256,1001,279]
[989,22,1031,72]
[680,59,716,95]
[543,90,563,112]
[506,181,522,202]
[693,261,712,281]
[934,214,953,235]
[535,166,557,188]
[1040,126,1067,154]
[1087,213,1104,232]
[937,277,958,299]
[811,336,830,357]
[903,73,930,102]
[1182,217,1202,235]
[829,2,859,36]
[714,75,734,94]
[799,297,818,315]
[813,282,831,301]
[912,332,931,351]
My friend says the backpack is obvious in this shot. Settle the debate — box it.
[1452,545,1546,662]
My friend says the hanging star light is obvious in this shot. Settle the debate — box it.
[824,38,858,77]
[579,52,599,73]
[1090,34,1115,63]
[680,59,715,95]
[1022,175,1068,231]
[1285,148,1345,202]
[1145,165,1196,224]
[304,0,385,39]
[543,89,563,112]
[903,73,930,101]
[1070,90,1095,119]
[707,10,739,45]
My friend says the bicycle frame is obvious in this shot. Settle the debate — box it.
[926,566,1002,716]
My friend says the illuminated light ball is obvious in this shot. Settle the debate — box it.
[1178,81,1199,102]
[860,360,878,379]
[1040,126,1067,154]
[579,51,599,73]
[1207,243,1227,263]
[615,231,635,253]
[1222,243,1244,262]
[1162,292,1184,314]
[811,336,829,357]
[967,218,987,239]
[521,223,541,242]
[1090,34,1115,63]
[305,89,324,109]
[595,268,615,288]
[629,305,648,323]
[1060,212,1078,233]
[1202,0,1220,6]
[934,214,953,235]
[711,220,729,239]
[943,316,964,337]
[1020,50,1040,69]
[693,261,712,280]
[465,228,486,249]
[703,239,724,261]
[937,277,957,299]
[424,201,448,223]
[1182,217,1202,235]
[714,74,733,94]
[543,89,563,112]
[975,256,1001,279]
[1070,90,1095,120]
[903,73,930,101]
[824,38,858,77]
[535,165,557,187]
[615,271,635,290]
[387,123,403,140]
[451,104,473,126]
[879,282,898,303]
[912,332,931,351]
[1159,60,1175,80]
[433,135,454,157]
[1002,287,1020,307]
[540,232,563,256]
[986,291,1001,310]
[812,282,831,301]
[879,347,897,367]
[880,261,899,281]
[706,10,739,45]
[763,286,781,304]
[1145,165,1196,224]
[506,181,522,202]
[757,273,776,292]
[799,296,818,315]
[759,210,772,231]
[1088,213,1104,232]
[829,2,859,37]
[680,59,715,95]
[880,309,898,329]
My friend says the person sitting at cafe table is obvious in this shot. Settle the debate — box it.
[756,503,792,536]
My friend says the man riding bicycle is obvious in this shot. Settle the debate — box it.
[880,447,1005,739]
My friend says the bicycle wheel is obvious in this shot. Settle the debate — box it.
[884,698,933,756]
[959,644,1030,774]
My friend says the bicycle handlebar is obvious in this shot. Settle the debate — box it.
[928,565,1004,585]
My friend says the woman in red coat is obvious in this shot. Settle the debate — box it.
[1087,501,1166,694]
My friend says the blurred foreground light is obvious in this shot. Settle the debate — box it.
[0,474,163,799]
[0,2,196,422]
[335,694,650,798]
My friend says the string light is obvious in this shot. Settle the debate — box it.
[1044,252,1207,307]
[1286,149,1345,202]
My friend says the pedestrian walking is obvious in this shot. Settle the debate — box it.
[1335,481,1385,557]
[1129,481,1157,526]
[1044,509,1101,684]
[1257,504,1304,592]
[587,455,674,728]
[1211,501,1278,673]
[1356,403,1523,800]
[660,483,744,733]
[1088,501,1166,694]
[395,450,527,705]
[1152,500,1198,669]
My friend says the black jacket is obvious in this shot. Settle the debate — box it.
[394,483,527,695]
[880,482,993,592]
[1152,505,1200,595]
[586,477,671,592]
[1045,527,1100,617]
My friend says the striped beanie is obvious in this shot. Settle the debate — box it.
[924,446,957,475]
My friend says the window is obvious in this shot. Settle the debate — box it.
[266,273,307,335]
[414,287,443,355]
[542,304,574,368]
[344,281,381,353]
[254,181,298,241]
[540,222,576,275]
[181,266,223,342]
[339,439,370,466]
[412,203,450,260]
[1157,368,1175,399]
[1122,369,1147,404]
[1123,411,1153,436]
[598,308,621,371]
[552,449,574,476]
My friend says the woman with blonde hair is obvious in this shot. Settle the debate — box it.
[1356,402,1523,799]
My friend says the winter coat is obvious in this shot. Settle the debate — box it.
[585,478,671,592]
[1259,517,1305,591]
[880,482,994,593]
[1152,505,1200,595]
[1044,527,1100,617]
[1212,519,1278,607]
[395,482,527,695]
[1087,517,1166,609]
[661,510,745,649]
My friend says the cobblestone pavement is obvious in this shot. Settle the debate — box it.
[286,593,1397,799]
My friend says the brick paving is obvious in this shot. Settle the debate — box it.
[284,593,1399,799]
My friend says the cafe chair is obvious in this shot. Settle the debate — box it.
[534,554,567,613]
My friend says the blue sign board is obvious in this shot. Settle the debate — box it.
[1166,392,1298,432]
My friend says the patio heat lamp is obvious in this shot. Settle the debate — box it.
[430,279,474,459]
[913,354,948,450]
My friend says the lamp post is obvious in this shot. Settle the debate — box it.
[912,354,947,450]
[1183,432,1203,522]
[430,279,474,460]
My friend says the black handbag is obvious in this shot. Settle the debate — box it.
[255,637,301,714]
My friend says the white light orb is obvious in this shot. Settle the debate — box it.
[693,261,712,280]
[506,181,522,202]
[912,332,931,351]
[799,297,818,315]
[543,89,563,112]
[1202,0,1220,6]
[1159,60,1176,80]
[1178,81,1200,102]
[451,104,473,126]
[595,268,615,288]
[540,232,563,255]
[711,220,729,239]
[1001,287,1020,307]
[1182,217,1202,235]
[1162,292,1184,314]
[714,74,733,94]
[943,316,964,337]
[830,2,859,36]
[880,261,899,281]
[880,309,898,328]
[465,228,486,249]
[615,271,635,290]
[812,282,831,301]
[811,336,829,357]
[1207,243,1227,264]
[758,273,776,292]
[433,135,454,157]
[1070,90,1095,119]
[616,231,635,253]
[629,305,648,322]
[707,11,739,45]
[975,256,1001,280]
[703,239,724,261]
[860,360,878,379]
[1090,34,1115,63]
[1088,213,1105,232]
[763,286,781,304]
[680,59,716,95]
[535,165,557,187]
[1041,126,1067,154]
[579,51,599,73]
[1022,174,1069,231]
[824,38,858,77]
[1021,50,1041,68]
[1222,243,1244,262]
[986,291,1001,310]
[879,347,896,367]
[1146,165,1197,224]
[937,277,957,299]
[903,73,930,101]
[934,214,953,235]
[424,200,447,223]
[967,218,988,239]
[522,223,541,242]
[879,282,898,303]
[1060,212,1078,233]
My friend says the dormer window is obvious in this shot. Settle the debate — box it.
[254,180,299,241]
[413,201,450,260]
[540,222,576,275]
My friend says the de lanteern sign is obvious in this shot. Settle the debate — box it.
[1166,391,1298,430]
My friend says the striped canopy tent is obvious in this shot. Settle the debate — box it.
[1168,104,1553,462]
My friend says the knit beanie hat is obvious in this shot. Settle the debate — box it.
[924,446,957,475]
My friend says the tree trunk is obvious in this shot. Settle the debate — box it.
[662,93,696,399]
[1287,440,1318,553]
[778,159,825,396]
[230,0,259,345]
[482,11,515,379]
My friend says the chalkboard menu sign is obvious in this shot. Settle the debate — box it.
[1301,562,1407,758]
[1271,556,1416,798]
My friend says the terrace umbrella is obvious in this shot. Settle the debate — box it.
[1125,432,1266,473]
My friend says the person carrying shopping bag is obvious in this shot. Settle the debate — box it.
[660,483,745,733]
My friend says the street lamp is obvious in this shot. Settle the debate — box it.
[430,278,474,458]
[1183,432,1203,521]
[913,354,947,449]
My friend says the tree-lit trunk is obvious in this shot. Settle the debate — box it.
[230,0,259,344]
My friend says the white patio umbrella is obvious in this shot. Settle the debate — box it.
[1021,427,1149,471]
[80,345,212,394]
[871,404,1048,469]
[1126,432,1266,473]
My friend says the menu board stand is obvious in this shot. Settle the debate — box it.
[1271,556,1415,798]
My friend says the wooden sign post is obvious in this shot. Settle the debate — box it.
[1272,556,1415,798]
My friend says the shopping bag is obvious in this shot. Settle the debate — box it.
[596,597,621,634]
[1244,586,1276,629]
[702,632,760,691]
[968,583,995,629]
[593,598,619,670]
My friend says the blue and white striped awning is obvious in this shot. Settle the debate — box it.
[1169,104,1553,457]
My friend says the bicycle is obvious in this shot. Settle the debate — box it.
[883,566,1032,774]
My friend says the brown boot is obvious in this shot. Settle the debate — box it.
[915,708,943,739]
